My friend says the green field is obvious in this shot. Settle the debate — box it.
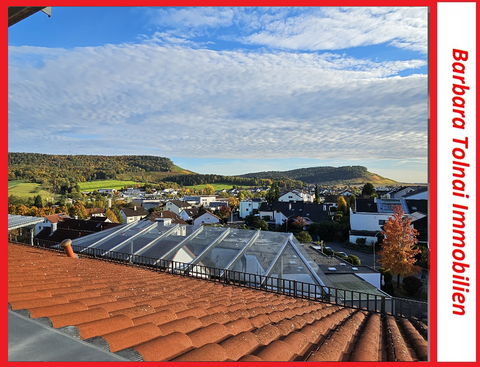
[8,181,55,199]
[78,180,140,191]
[187,183,251,191]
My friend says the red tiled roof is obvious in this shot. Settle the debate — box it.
[8,243,428,362]
[44,213,70,224]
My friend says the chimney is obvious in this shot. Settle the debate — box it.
[60,239,77,258]
[134,206,137,211]
[50,222,57,234]
[108,198,112,208]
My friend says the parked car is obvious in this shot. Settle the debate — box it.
[325,247,333,252]
[337,251,348,257]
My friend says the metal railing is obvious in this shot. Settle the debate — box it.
[13,240,427,321]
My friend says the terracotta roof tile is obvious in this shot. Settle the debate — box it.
[249,314,271,329]
[219,331,260,361]
[109,304,156,319]
[74,314,134,340]
[157,316,202,336]
[173,343,228,362]
[8,243,427,362]
[187,323,231,348]
[27,301,88,319]
[131,332,193,361]
[282,331,310,356]
[350,313,381,362]
[132,310,177,326]
[9,295,69,310]
[223,318,254,335]
[254,324,282,345]
[256,339,295,361]
[92,322,162,352]
[47,307,110,328]
[89,299,137,313]
[199,312,231,327]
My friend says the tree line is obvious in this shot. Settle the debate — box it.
[160,173,303,189]
[239,165,370,184]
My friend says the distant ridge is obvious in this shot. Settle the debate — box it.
[239,165,398,185]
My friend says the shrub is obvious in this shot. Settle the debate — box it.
[324,248,333,256]
[295,231,312,242]
[403,276,423,296]
[355,237,367,246]
[348,255,361,265]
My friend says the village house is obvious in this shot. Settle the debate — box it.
[120,206,148,224]
[165,199,193,214]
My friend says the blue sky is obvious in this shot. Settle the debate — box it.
[8,7,428,183]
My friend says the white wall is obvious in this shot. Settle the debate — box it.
[350,212,391,232]
[279,192,303,202]
[166,202,181,214]
[193,213,220,226]
[239,200,261,218]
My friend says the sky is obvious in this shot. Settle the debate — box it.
[8,6,429,183]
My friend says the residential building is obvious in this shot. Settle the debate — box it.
[258,202,332,228]
[350,197,428,247]
[192,210,222,226]
[178,207,200,222]
[183,195,217,207]
[278,190,314,203]
[34,213,70,236]
[239,199,264,218]
[120,206,148,224]
[145,210,188,225]
[165,200,193,214]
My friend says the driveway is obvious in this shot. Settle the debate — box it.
[322,241,380,269]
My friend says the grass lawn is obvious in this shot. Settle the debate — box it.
[8,182,55,200]
[78,180,140,191]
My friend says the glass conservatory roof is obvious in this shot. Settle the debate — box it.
[8,214,45,230]
[69,220,330,288]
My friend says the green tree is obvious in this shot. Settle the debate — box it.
[377,205,421,287]
[265,183,280,204]
[314,184,320,204]
[34,195,43,208]
[361,183,376,197]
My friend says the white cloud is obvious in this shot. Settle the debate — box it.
[8,43,427,162]
[143,7,428,53]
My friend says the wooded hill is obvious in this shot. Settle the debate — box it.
[8,153,175,194]
[240,165,397,185]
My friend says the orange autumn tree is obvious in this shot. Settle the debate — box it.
[377,205,421,288]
